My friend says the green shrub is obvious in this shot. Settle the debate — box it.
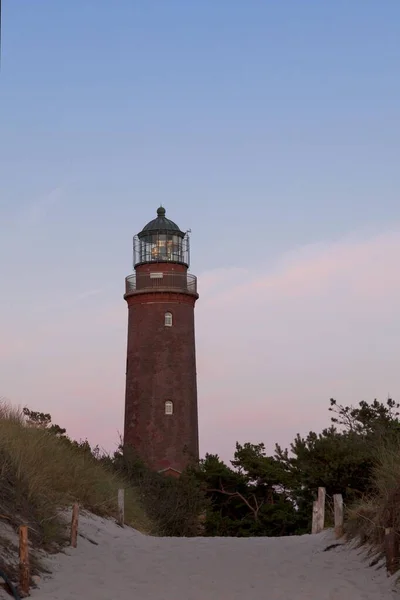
[347,438,400,566]
[113,446,207,536]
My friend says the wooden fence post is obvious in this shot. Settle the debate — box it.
[70,503,79,548]
[311,501,319,534]
[385,527,399,576]
[118,489,125,527]
[19,525,30,597]
[313,487,326,534]
[333,494,344,539]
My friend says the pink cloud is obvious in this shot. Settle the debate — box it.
[196,228,400,460]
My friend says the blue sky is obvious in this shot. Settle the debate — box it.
[1,1,400,459]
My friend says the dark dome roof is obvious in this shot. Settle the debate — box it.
[138,206,184,238]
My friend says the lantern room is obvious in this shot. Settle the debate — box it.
[133,206,190,267]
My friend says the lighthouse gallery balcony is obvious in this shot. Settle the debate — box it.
[125,272,197,296]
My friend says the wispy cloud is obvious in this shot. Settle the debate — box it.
[16,186,64,229]
[74,289,103,301]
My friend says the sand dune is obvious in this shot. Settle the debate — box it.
[21,513,399,599]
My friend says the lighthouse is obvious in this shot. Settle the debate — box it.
[123,207,199,476]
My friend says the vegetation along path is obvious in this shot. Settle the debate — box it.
[30,513,397,600]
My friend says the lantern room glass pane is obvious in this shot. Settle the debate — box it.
[133,232,190,266]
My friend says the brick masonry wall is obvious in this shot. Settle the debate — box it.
[124,283,199,473]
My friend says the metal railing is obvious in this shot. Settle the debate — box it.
[125,272,197,295]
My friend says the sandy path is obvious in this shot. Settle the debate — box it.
[30,513,397,600]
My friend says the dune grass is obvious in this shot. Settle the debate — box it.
[0,401,151,548]
[346,438,400,567]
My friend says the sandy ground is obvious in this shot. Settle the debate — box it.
[1,513,398,600]
[9,513,392,600]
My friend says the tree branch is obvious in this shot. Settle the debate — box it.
[207,483,264,521]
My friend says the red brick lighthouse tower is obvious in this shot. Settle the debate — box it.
[123,207,199,476]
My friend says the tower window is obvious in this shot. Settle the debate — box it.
[164,312,173,327]
[165,400,174,415]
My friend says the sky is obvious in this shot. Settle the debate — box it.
[1,1,400,462]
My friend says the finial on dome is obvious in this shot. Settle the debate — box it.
[157,206,166,217]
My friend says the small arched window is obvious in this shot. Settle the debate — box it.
[165,400,174,415]
[164,312,173,327]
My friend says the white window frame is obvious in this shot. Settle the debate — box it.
[165,400,174,415]
[164,312,173,327]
